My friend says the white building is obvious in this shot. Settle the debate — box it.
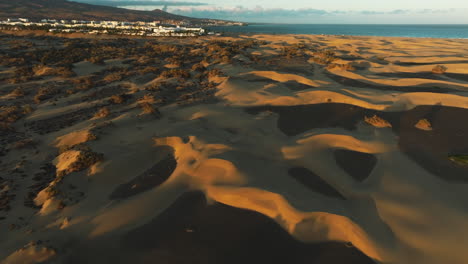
[1,17,207,37]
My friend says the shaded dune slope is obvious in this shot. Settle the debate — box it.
[65,192,375,264]
[247,103,468,182]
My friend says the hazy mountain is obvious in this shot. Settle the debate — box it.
[0,0,222,24]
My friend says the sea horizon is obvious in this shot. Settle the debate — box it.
[207,23,468,39]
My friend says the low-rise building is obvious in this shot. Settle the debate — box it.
[1,17,209,37]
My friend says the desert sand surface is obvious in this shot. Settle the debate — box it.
[1,32,468,264]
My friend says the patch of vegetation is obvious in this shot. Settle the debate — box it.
[432,65,447,74]
[281,43,308,59]
[327,63,356,71]
[93,107,110,119]
[87,56,105,65]
[145,82,164,92]
[57,144,104,177]
[448,155,468,166]
[102,69,129,83]
[207,68,224,78]
[9,87,26,97]
[77,78,95,91]
[34,86,59,104]
[140,66,160,75]
[12,138,37,149]
[161,69,190,79]
[312,49,336,65]
[109,94,131,104]
[33,64,75,77]
[191,63,206,72]
[0,105,33,129]
[165,57,183,67]
[10,66,34,83]
[139,102,160,116]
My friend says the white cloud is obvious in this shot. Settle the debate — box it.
[168,6,468,23]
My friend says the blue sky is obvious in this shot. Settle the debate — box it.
[76,0,468,23]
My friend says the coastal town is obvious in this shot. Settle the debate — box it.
[0,17,232,37]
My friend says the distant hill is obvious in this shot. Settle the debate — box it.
[0,0,225,25]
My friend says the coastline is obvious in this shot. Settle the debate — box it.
[207,23,468,40]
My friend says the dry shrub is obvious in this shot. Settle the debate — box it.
[145,82,163,92]
[22,105,34,115]
[9,88,25,97]
[140,66,159,75]
[139,102,160,116]
[66,89,77,95]
[207,69,223,78]
[33,65,75,78]
[58,146,104,177]
[109,94,129,104]
[86,132,98,141]
[34,87,59,104]
[432,65,447,74]
[55,67,76,78]
[139,94,155,103]
[312,49,336,65]
[87,56,105,65]
[161,69,190,79]
[134,56,155,66]
[103,72,124,83]
[448,155,468,166]
[94,107,110,119]
[282,44,305,58]
[221,55,232,64]
[0,122,14,132]
[165,57,182,67]
[14,66,33,78]
[191,63,206,72]
[364,115,392,128]
[13,138,36,149]
[176,85,187,91]
[0,104,34,132]
[349,61,371,70]
[0,106,26,124]
[149,44,180,55]
[75,77,94,91]
[327,63,356,71]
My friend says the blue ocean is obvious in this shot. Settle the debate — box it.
[207,24,468,39]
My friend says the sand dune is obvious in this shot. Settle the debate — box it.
[1,33,468,264]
